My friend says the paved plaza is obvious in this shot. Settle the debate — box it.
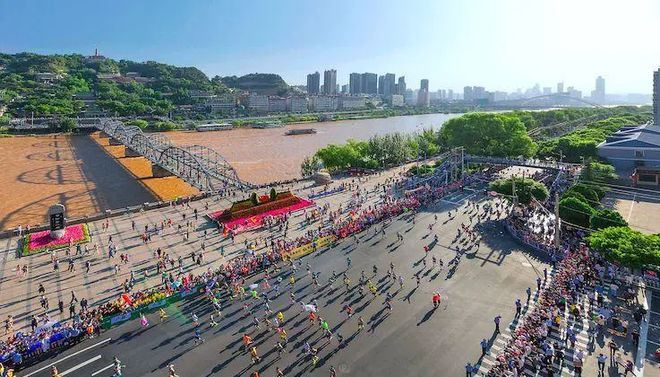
[1,167,657,377]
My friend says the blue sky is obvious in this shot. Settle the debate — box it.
[1,0,658,93]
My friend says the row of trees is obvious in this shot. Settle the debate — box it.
[307,129,441,174]
[536,113,651,162]
[125,119,181,132]
[306,108,651,174]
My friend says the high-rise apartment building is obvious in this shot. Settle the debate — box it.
[383,73,396,96]
[349,73,362,94]
[306,72,320,95]
[592,76,605,103]
[654,69,660,124]
[361,73,378,94]
[557,82,564,94]
[463,86,473,102]
[378,75,385,95]
[473,86,486,100]
[417,79,430,107]
[323,69,337,94]
[397,76,406,95]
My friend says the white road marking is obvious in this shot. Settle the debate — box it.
[60,355,102,376]
[22,338,112,377]
[91,363,115,376]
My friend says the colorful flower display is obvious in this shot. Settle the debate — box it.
[22,223,91,256]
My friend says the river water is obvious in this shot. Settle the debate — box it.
[167,113,462,184]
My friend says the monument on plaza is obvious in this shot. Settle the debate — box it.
[48,204,66,239]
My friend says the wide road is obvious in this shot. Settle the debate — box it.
[20,190,549,377]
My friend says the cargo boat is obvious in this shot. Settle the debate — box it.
[285,128,317,135]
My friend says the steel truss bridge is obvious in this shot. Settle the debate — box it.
[97,120,250,192]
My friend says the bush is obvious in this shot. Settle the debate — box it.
[565,184,601,207]
[590,209,627,230]
[250,192,258,206]
[582,161,618,182]
[559,197,593,228]
[561,190,588,205]
[152,121,180,131]
[270,187,277,201]
[127,119,149,130]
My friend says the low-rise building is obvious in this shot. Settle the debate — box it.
[268,97,287,113]
[247,94,269,113]
[189,90,216,100]
[205,96,236,111]
[34,72,64,83]
[309,96,338,112]
[597,122,660,173]
[287,97,308,113]
[340,96,367,110]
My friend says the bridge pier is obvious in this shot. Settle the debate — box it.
[151,164,174,178]
[124,147,142,158]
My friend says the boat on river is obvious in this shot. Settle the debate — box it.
[195,123,233,132]
[285,128,317,135]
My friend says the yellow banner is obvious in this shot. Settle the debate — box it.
[287,235,335,260]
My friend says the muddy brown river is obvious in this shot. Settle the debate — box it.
[168,113,461,184]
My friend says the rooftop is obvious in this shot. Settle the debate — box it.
[598,122,660,149]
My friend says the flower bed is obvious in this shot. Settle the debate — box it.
[210,191,303,222]
[22,223,90,256]
[219,198,315,234]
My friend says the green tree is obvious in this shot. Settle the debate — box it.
[590,209,627,230]
[581,161,618,182]
[559,197,593,228]
[489,177,549,205]
[300,155,321,176]
[565,184,601,207]
[440,113,537,157]
[250,192,258,206]
[269,187,277,201]
[127,119,149,130]
[588,226,660,268]
[58,117,77,132]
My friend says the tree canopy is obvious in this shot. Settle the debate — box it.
[590,209,628,230]
[559,196,594,228]
[489,177,549,205]
[0,52,232,117]
[439,113,537,157]
[588,227,660,268]
[312,130,442,172]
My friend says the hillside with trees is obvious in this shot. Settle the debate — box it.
[220,73,289,96]
[0,52,290,118]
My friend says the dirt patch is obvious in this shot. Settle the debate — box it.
[90,132,200,201]
[0,134,156,230]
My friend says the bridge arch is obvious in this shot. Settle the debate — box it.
[518,94,603,108]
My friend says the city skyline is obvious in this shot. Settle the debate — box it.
[1,0,659,94]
